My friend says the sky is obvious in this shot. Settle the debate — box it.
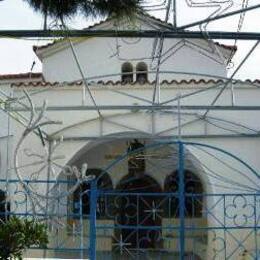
[0,0,260,79]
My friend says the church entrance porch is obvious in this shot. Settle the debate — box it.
[20,138,258,259]
[68,139,208,259]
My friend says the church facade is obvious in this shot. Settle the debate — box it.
[0,14,259,259]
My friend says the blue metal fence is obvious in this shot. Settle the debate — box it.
[0,141,259,259]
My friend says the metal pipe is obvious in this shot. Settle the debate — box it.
[10,105,260,111]
[3,30,260,40]
[89,181,97,260]
[178,141,185,260]
[60,133,260,141]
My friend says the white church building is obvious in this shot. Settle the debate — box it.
[0,13,259,259]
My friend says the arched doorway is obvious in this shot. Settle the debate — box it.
[66,139,209,258]
[73,169,113,218]
[114,174,162,249]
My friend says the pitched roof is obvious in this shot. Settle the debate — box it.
[33,13,237,54]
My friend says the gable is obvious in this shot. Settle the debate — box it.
[34,12,235,61]
[34,12,173,60]
[31,13,237,83]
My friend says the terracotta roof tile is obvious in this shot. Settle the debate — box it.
[11,78,232,87]
[12,78,260,88]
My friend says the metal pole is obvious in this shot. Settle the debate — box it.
[80,190,84,259]
[178,141,185,260]
[177,93,181,139]
[173,0,177,27]
[4,30,260,40]
[89,180,97,260]
[43,11,48,30]
[43,140,52,259]
[231,83,235,106]
[11,104,260,111]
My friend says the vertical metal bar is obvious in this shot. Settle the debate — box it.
[89,180,97,260]
[254,195,258,259]
[5,92,11,221]
[43,10,48,30]
[99,117,103,137]
[173,0,177,27]
[177,94,182,139]
[178,141,185,260]
[157,83,161,104]
[137,194,140,255]
[43,141,52,259]
[25,181,28,218]
[57,183,60,254]
[80,191,84,259]
[224,195,227,259]
[231,83,235,106]
[151,112,155,135]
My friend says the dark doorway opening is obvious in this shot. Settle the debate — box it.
[115,174,162,249]
[73,169,113,218]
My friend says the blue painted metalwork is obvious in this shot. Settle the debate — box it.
[1,140,260,259]
[89,180,97,260]
[178,141,185,260]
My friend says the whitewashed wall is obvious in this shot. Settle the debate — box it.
[42,37,228,83]
[9,82,260,184]
[37,16,229,83]
[0,81,257,259]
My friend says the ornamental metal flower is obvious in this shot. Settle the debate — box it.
[225,195,255,227]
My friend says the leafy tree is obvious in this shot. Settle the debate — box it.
[23,0,144,22]
[0,217,48,260]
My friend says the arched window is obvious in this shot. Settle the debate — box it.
[164,170,203,218]
[121,62,134,83]
[73,169,113,219]
[136,62,148,84]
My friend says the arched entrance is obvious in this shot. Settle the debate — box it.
[73,169,113,218]
[114,174,162,249]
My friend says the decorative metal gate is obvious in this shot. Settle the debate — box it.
[85,141,260,260]
[1,140,260,259]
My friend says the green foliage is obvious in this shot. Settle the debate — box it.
[0,217,48,260]
[23,0,144,21]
